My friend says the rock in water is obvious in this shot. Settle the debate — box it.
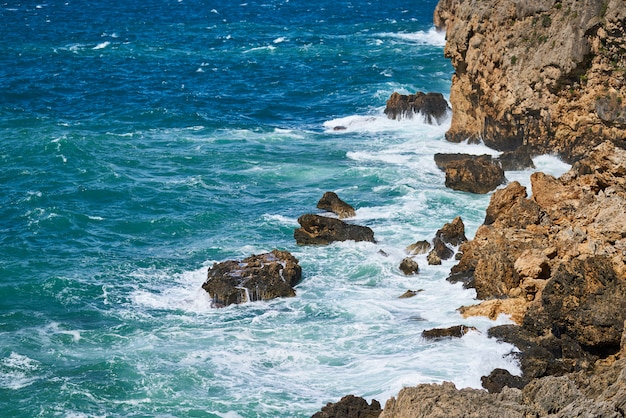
[294,214,375,245]
[436,154,506,194]
[399,257,419,275]
[317,191,356,219]
[312,395,382,418]
[202,250,302,307]
[421,325,477,340]
[384,91,450,124]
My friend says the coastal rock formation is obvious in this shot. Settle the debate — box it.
[447,141,626,388]
[294,214,375,245]
[434,154,506,193]
[380,354,626,418]
[434,0,626,162]
[384,91,450,124]
[317,191,356,219]
[202,250,302,307]
[312,395,382,418]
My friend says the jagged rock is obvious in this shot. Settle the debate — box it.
[437,216,467,246]
[202,250,302,307]
[436,0,626,161]
[427,216,467,263]
[384,91,450,124]
[526,257,626,355]
[399,257,419,275]
[421,325,477,340]
[436,154,506,194]
[405,240,431,255]
[312,395,381,418]
[294,214,375,245]
[317,191,356,219]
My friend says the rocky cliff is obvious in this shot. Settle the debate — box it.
[435,0,626,162]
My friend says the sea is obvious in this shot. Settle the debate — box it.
[0,1,572,417]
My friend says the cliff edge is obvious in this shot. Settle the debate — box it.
[435,0,626,162]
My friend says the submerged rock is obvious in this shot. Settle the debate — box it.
[317,191,356,219]
[202,250,302,307]
[384,91,450,124]
[294,214,375,245]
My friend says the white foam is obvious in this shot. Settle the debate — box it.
[273,37,287,44]
[0,352,42,390]
[93,41,110,50]
[377,27,446,47]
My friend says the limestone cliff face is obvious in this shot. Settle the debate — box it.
[435,0,626,161]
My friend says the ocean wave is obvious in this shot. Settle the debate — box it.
[375,27,446,47]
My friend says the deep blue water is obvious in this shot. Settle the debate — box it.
[0,1,554,416]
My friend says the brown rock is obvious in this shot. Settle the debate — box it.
[202,250,302,307]
[437,0,626,161]
[405,240,431,255]
[317,191,356,219]
[422,325,477,340]
[399,257,419,275]
[440,154,506,194]
[399,289,423,299]
[294,214,375,245]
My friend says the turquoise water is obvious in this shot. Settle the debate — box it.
[0,1,572,416]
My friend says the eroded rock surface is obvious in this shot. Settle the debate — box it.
[317,191,356,219]
[202,250,302,307]
[435,0,626,162]
[294,214,375,245]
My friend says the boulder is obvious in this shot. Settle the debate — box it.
[294,214,375,245]
[317,191,356,219]
[399,258,419,275]
[202,250,302,307]
[384,91,450,124]
[422,325,477,340]
[312,395,382,418]
[435,154,506,194]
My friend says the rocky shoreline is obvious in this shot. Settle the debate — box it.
[311,0,626,416]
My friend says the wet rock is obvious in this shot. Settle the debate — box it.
[312,395,382,418]
[294,214,375,245]
[437,216,468,246]
[317,191,356,219]
[405,240,431,255]
[399,257,419,275]
[202,250,302,307]
[384,91,450,124]
[427,251,442,265]
[422,325,477,340]
[399,289,423,299]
